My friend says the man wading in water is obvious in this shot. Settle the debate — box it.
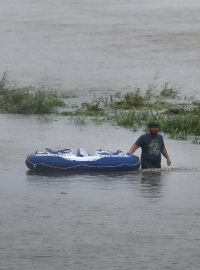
[127,122,171,169]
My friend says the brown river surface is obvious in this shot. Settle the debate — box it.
[1,0,200,98]
[0,115,200,270]
[1,0,200,269]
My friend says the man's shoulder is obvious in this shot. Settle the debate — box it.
[135,133,149,144]
[156,133,164,139]
[141,133,150,138]
[137,133,146,139]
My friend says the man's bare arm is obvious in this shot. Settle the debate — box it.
[127,144,138,155]
[161,146,171,166]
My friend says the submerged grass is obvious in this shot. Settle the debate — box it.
[0,73,65,114]
[61,82,200,143]
[0,87,65,114]
[1,73,200,143]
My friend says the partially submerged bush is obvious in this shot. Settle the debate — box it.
[63,83,200,143]
[159,115,200,138]
[160,82,179,98]
[81,100,104,116]
[1,73,200,143]
[113,90,148,109]
[0,87,65,114]
[0,74,65,114]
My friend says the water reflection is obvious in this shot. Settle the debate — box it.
[25,169,135,188]
[26,168,165,200]
[26,169,132,180]
[140,170,163,198]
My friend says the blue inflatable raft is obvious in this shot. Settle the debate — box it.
[26,148,140,172]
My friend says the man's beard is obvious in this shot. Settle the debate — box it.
[150,130,158,136]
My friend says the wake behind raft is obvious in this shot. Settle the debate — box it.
[25,148,140,172]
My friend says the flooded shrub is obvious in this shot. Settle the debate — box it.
[191,101,200,115]
[0,72,7,91]
[160,83,178,98]
[61,83,200,142]
[112,89,148,109]
[81,101,104,116]
[192,137,200,144]
[1,73,200,143]
[0,84,65,114]
[161,106,187,115]
[112,110,151,129]
[74,115,87,125]
[159,115,200,138]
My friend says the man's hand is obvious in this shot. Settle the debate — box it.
[127,144,138,156]
[167,158,171,166]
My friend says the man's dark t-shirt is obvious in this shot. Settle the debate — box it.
[135,133,164,168]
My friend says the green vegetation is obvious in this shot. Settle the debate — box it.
[0,87,65,114]
[60,83,200,143]
[0,73,200,143]
[0,73,65,114]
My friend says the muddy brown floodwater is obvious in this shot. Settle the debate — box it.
[0,114,200,270]
[1,1,200,268]
[1,0,200,98]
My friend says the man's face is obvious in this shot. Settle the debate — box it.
[149,127,159,135]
